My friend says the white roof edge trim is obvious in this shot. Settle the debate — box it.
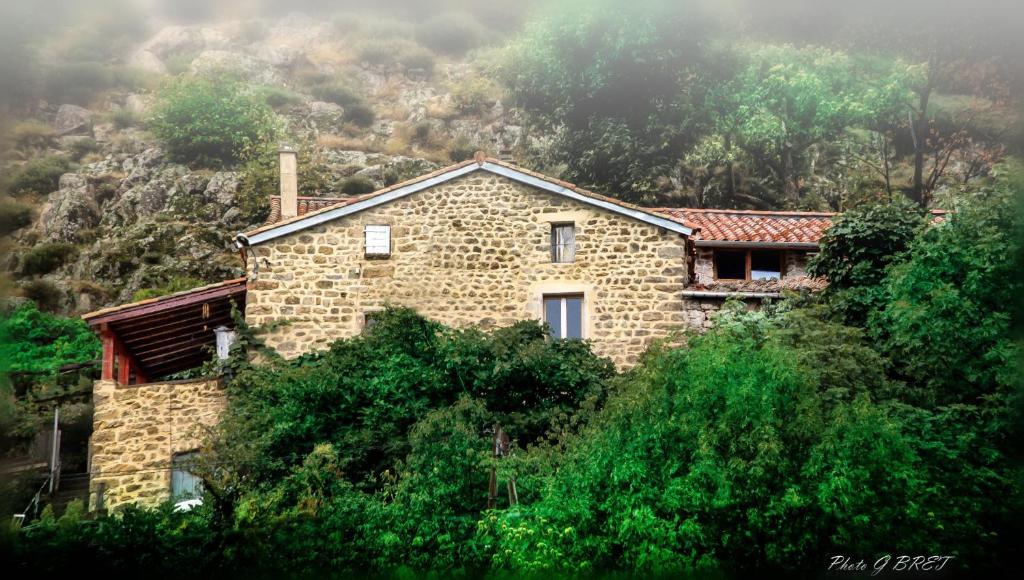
[481,163,692,236]
[238,162,692,245]
[240,163,480,245]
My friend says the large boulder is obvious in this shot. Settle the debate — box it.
[128,49,167,75]
[54,105,93,136]
[104,166,189,228]
[39,173,101,243]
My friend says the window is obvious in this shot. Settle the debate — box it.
[550,223,575,263]
[713,249,784,280]
[750,250,782,280]
[365,225,390,257]
[170,451,202,499]
[714,250,747,280]
[364,311,381,329]
[543,294,583,339]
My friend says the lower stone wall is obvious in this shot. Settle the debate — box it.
[88,378,226,511]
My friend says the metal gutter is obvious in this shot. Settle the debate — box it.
[681,290,781,299]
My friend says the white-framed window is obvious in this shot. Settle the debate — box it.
[365,225,391,257]
[543,294,584,339]
[550,223,576,263]
[170,451,202,499]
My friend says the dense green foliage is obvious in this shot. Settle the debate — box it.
[808,201,926,324]
[500,0,710,203]
[149,77,280,166]
[0,302,100,384]
[6,179,1020,574]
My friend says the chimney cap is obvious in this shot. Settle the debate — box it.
[279,144,297,154]
[473,150,486,165]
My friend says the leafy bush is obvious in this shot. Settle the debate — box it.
[450,76,500,114]
[7,120,56,151]
[67,137,100,160]
[339,175,376,195]
[132,276,206,301]
[0,196,33,235]
[149,77,280,166]
[20,242,78,276]
[869,182,1022,405]
[344,102,376,128]
[107,106,141,129]
[415,13,488,56]
[808,200,926,325]
[309,81,363,108]
[17,279,65,313]
[7,155,73,196]
[259,86,302,109]
[447,137,477,162]
[0,301,100,381]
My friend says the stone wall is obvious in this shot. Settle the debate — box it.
[89,378,226,511]
[246,173,691,367]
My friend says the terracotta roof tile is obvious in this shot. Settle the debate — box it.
[652,208,835,244]
[267,196,352,224]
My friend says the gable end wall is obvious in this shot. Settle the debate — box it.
[244,173,690,367]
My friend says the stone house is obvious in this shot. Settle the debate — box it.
[81,151,831,509]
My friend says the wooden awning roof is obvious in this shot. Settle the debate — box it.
[82,278,247,382]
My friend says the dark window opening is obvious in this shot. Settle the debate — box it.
[714,250,746,280]
[751,250,782,280]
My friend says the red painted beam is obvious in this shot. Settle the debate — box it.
[101,327,115,381]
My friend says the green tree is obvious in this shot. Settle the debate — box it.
[807,200,927,325]
[695,45,913,205]
[498,0,713,202]
[149,77,280,166]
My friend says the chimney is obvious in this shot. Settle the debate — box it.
[279,146,298,219]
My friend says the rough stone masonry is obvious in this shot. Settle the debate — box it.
[245,172,692,367]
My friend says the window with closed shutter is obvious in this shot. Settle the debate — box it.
[550,223,575,263]
[365,225,391,257]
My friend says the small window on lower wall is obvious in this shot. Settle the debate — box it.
[543,294,583,339]
[363,312,381,329]
[713,249,784,281]
[171,451,202,499]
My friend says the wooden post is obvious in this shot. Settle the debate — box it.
[117,341,131,385]
[101,326,115,381]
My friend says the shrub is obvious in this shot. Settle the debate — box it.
[164,51,198,75]
[397,46,436,74]
[259,86,302,110]
[42,62,145,106]
[339,175,377,195]
[414,13,488,56]
[309,82,363,108]
[20,242,78,276]
[451,76,501,114]
[8,120,56,151]
[0,196,33,235]
[19,279,64,312]
[150,77,280,166]
[344,102,376,128]
[132,276,206,301]
[67,137,99,160]
[107,106,141,129]
[447,137,477,162]
[0,301,100,379]
[808,200,926,325]
[7,155,73,196]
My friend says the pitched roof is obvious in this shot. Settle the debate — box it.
[267,196,352,224]
[652,208,835,246]
[239,157,693,245]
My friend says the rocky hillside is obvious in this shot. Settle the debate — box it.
[1,11,528,315]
